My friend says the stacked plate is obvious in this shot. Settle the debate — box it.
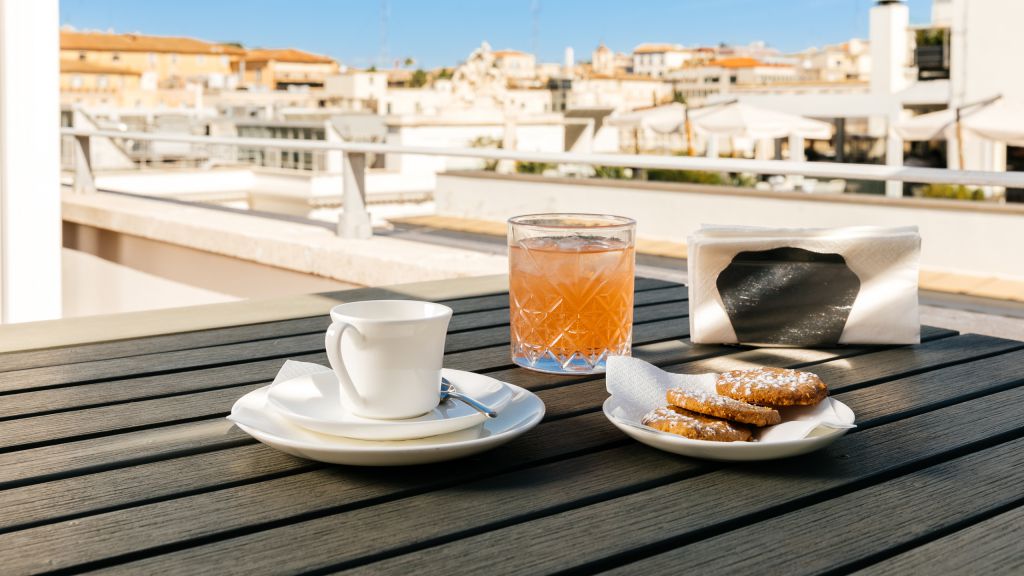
[229,368,545,466]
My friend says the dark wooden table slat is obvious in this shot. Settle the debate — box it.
[0,277,680,373]
[0,281,686,393]
[850,506,1024,576]
[601,436,1024,576]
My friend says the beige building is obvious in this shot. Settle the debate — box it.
[492,49,537,79]
[60,30,243,90]
[667,57,800,103]
[570,74,673,111]
[632,43,692,77]
[797,40,871,82]
[323,70,389,111]
[591,44,635,77]
[236,49,340,90]
[59,60,141,107]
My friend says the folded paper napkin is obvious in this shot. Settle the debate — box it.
[274,360,333,385]
[605,356,854,442]
[688,225,921,346]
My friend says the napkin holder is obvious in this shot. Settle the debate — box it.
[688,225,921,346]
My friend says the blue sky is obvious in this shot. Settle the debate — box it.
[60,0,933,69]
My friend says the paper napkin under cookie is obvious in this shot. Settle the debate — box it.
[605,356,855,442]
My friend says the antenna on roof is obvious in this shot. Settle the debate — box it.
[379,0,390,68]
[531,0,541,56]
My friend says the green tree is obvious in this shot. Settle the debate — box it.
[403,57,416,68]
[410,69,428,87]
[436,67,453,80]
[672,90,687,104]
[367,65,377,72]
[469,136,502,171]
[516,161,555,175]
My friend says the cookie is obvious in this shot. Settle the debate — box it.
[641,405,752,442]
[667,386,781,427]
[716,367,828,407]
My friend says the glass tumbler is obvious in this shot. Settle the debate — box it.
[508,213,636,374]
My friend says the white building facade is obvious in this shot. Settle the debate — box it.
[632,44,692,77]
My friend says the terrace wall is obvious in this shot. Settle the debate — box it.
[435,171,1024,280]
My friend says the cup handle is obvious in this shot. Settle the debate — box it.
[325,320,365,411]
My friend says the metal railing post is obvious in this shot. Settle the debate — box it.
[339,151,372,238]
[72,134,97,194]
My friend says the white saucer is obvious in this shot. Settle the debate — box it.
[266,369,515,441]
[229,383,545,466]
[603,396,856,461]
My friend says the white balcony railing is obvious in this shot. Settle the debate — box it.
[61,127,1024,239]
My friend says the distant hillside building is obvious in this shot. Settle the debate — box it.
[796,40,871,82]
[667,57,800,103]
[632,43,692,77]
[237,49,340,90]
[492,50,537,80]
[592,43,632,76]
[59,60,141,107]
[60,30,243,91]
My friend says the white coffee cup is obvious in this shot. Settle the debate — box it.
[325,300,453,420]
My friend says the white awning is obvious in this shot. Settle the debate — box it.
[894,100,1024,145]
[893,109,955,141]
[691,102,834,140]
[606,103,686,134]
[963,100,1024,146]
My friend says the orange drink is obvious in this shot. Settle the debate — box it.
[508,214,636,374]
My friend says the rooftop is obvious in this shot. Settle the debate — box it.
[705,57,785,69]
[60,30,245,55]
[243,48,337,64]
[492,49,531,58]
[581,72,665,82]
[59,60,141,76]
[633,43,687,54]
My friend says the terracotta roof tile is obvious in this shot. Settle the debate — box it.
[707,57,770,68]
[492,49,531,58]
[60,60,141,75]
[633,43,686,54]
[243,48,337,64]
[61,31,244,55]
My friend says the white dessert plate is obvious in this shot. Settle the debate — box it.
[603,396,856,461]
[229,383,544,466]
[266,368,516,441]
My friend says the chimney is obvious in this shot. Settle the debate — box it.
[870,0,910,95]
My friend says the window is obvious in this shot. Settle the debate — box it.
[170,53,178,64]
[78,51,87,61]
[221,55,229,67]
[197,55,205,65]
[97,75,108,89]
[71,75,82,89]
[112,52,121,62]
[148,52,157,66]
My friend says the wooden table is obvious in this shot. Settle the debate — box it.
[1,277,1022,575]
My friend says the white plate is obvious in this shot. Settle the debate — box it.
[266,368,515,440]
[229,383,544,466]
[603,396,856,461]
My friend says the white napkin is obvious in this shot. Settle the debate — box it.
[605,356,855,442]
[688,225,921,345]
[274,360,333,385]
